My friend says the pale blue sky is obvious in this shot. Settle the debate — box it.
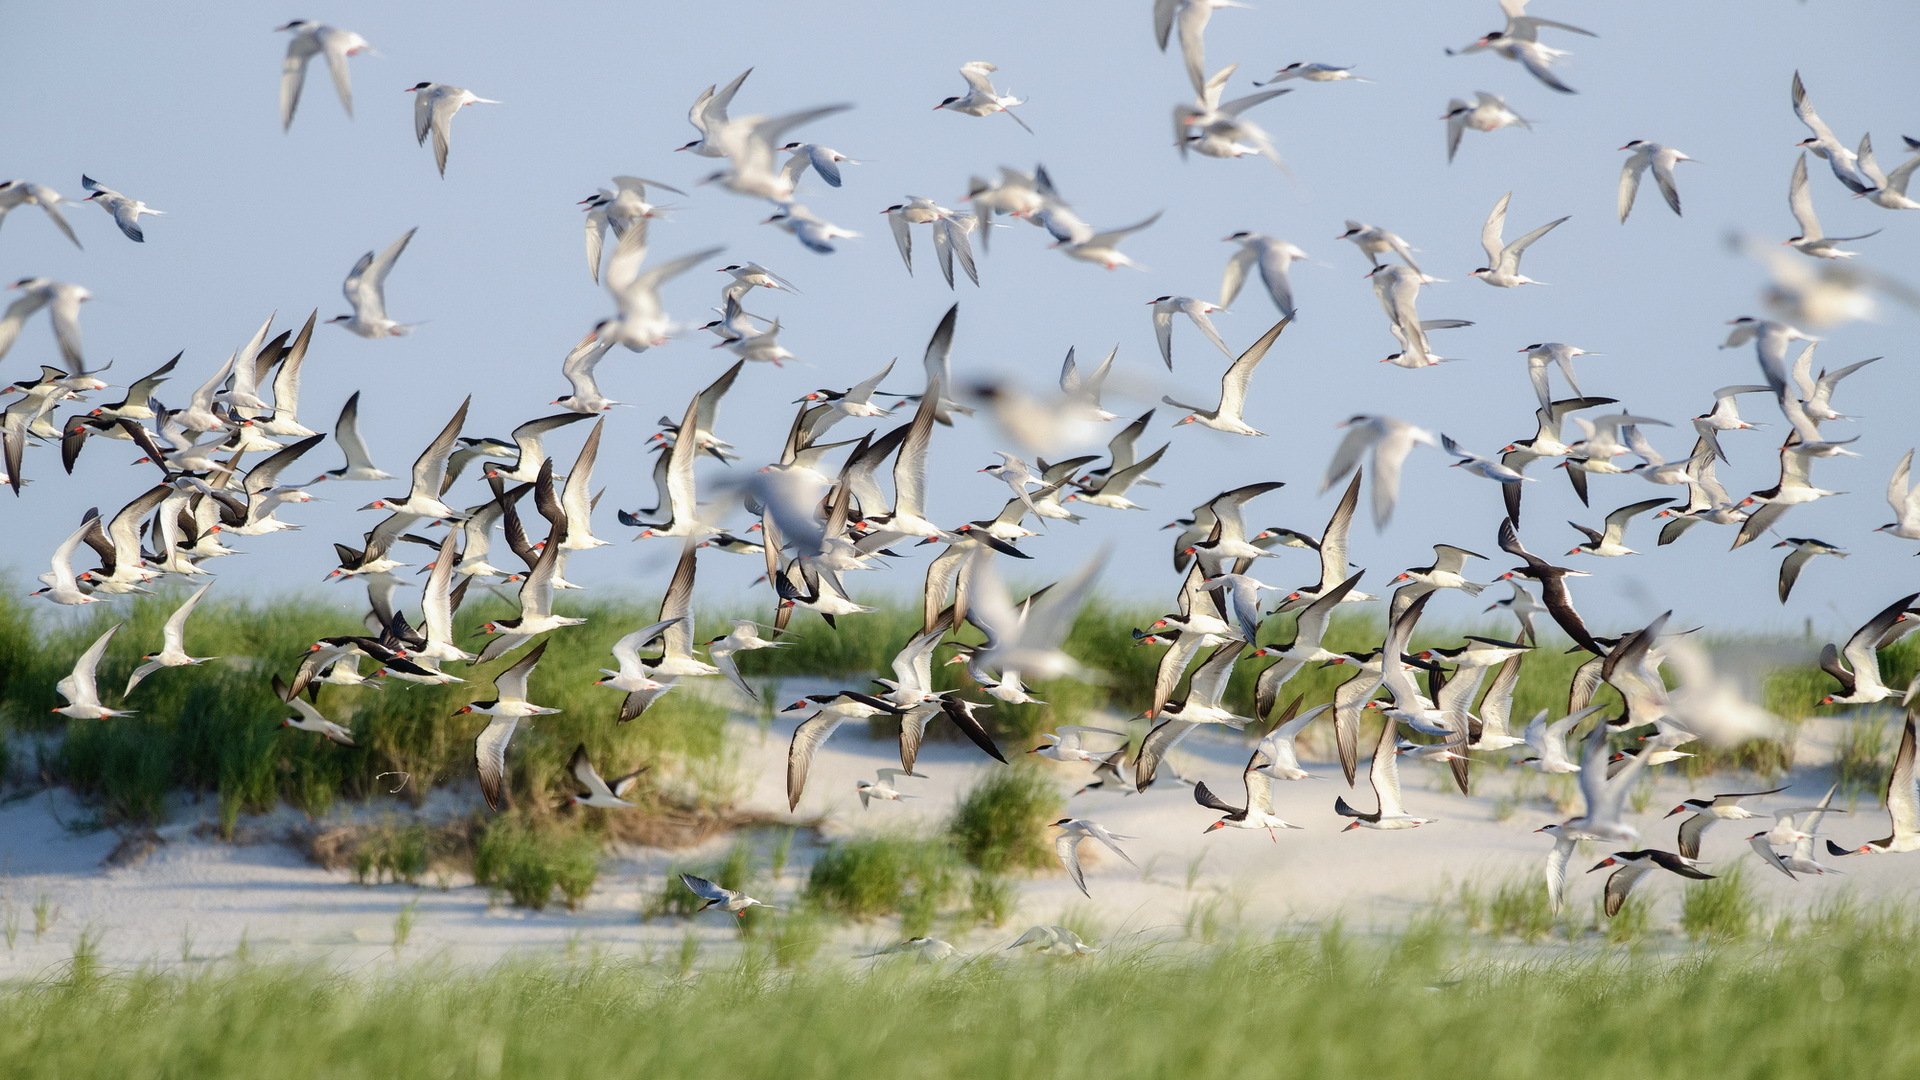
[3,1,1918,637]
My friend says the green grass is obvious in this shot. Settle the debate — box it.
[2,587,1890,828]
[1681,864,1759,942]
[471,814,601,911]
[947,765,1063,875]
[7,920,1920,1078]
[1456,873,1557,942]
[803,835,963,935]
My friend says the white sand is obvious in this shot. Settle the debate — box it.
[0,703,1909,979]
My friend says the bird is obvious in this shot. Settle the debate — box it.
[79,176,163,242]
[1337,220,1421,273]
[1163,317,1290,436]
[272,675,354,745]
[1790,71,1873,194]
[1618,141,1693,222]
[564,744,644,809]
[462,640,557,813]
[1827,710,1920,855]
[1784,153,1880,259]
[1587,850,1715,918]
[1051,818,1137,897]
[1322,415,1439,528]
[934,61,1032,133]
[676,68,753,156]
[1194,745,1305,839]
[123,582,216,695]
[52,624,130,720]
[1442,92,1529,162]
[0,180,82,248]
[862,937,956,962]
[1006,925,1098,956]
[329,228,419,338]
[856,768,922,809]
[1218,233,1306,319]
[405,83,500,176]
[1773,537,1846,603]
[276,20,371,131]
[1565,497,1674,557]
[1816,592,1918,706]
[1335,708,1435,830]
[679,872,777,918]
[1149,296,1233,370]
[1473,192,1569,287]
[1255,63,1369,85]
[1667,786,1790,859]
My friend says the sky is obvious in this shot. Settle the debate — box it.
[3,0,1919,641]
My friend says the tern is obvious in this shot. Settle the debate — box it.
[0,278,89,367]
[1051,818,1137,897]
[271,675,353,745]
[1322,415,1438,528]
[1057,211,1161,271]
[1473,192,1569,287]
[1790,71,1873,194]
[1443,92,1529,162]
[1256,63,1369,85]
[1149,296,1233,370]
[1618,141,1693,222]
[1783,153,1879,259]
[1007,925,1098,956]
[0,180,82,248]
[405,82,500,176]
[1857,134,1920,211]
[277,20,371,131]
[934,61,1032,133]
[328,227,418,338]
[1337,220,1422,273]
[80,175,162,243]
[676,68,752,156]
[680,872,777,917]
[1219,233,1306,319]
[856,768,922,810]
[779,142,860,188]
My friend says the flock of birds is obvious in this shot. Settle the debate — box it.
[5,2,1920,935]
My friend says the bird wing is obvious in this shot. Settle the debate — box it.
[475,714,519,812]
[1054,832,1090,897]
[1216,317,1288,419]
[279,35,318,130]
[1501,215,1570,272]
[786,711,846,811]
[1618,153,1648,223]
[1219,247,1256,310]
[1480,192,1512,264]
[1787,154,1821,238]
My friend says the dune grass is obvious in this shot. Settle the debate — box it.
[946,765,1063,875]
[2,586,1893,828]
[5,913,1920,1078]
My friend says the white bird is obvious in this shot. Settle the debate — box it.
[0,277,89,367]
[1196,746,1305,839]
[1164,317,1290,436]
[1857,134,1920,211]
[856,768,922,810]
[1029,725,1130,764]
[33,516,104,607]
[463,641,557,813]
[123,582,216,695]
[275,679,354,746]
[1219,232,1306,319]
[934,61,1032,134]
[405,82,500,177]
[862,937,955,962]
[1322,415,1440,528]
[676,68,753,157]
[80,175,163,243]
[1057,211,1161,271]
[680,872,777,917]
[705,620,784,702]
[328,227,418,338]
[565,743,644,809]
[1006,925,1098,956]
[1472,192,1568,287]
[53,623,130,720]
[580,176,682,283]
[1827,711,1920,855]
[1256,63,1369,85]
[1336,709,1435,830]
[1337,220,1422,273]
[1443,92,1529,163]
[276,20,371,131]
[1784,153,1879,259]
[1051,817,1137,897]
[1618,141,1693,222]
[778,141,860,188]
[763,202,861,255]
[1148,296,1232,370]
[1791,71,1873,195]
[1441,433,1530,484]
[1258,702,1331,781]
[0,180,82,249]
[1521,707,1591,774]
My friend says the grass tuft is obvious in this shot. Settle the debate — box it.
[472,814,600,911]
[947,765,1061,875]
